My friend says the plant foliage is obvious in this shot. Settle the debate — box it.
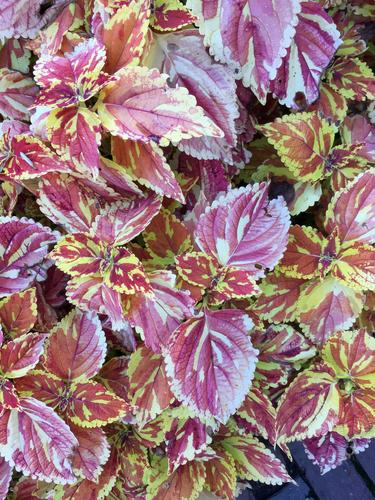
[0,0,374,497]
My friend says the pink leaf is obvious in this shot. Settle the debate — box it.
[71,424,110,481]
[0,217,59,298]
[43,309,106,382]
[195,183,290,278]
[164,308,258,423]
[124,270,195,353]
[0,457,12,500]
[155,29,239,162]
[304,432,348,474]
[0,397,78,484]
[0,332,46,378]
[188,0,301,102]
[272,1,341,108]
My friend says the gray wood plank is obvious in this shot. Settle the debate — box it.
[289,443,374,500]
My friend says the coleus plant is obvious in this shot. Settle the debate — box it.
[0,0,374,498]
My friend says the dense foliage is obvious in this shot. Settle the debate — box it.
[0,0,374,498]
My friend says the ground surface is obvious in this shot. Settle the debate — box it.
[238,442,375,499]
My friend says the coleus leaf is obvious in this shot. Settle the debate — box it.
[55,446,119,499]
[297,276,365,345]
[64,380,128,428]
[204,449,237,500]
[271,1,341,108]
[259,111,362,182]
[151,0,197,31]
[71,423,110,482]
[98,356,130,402]
[91,195,162,247]
[124,270,195,354]
[146,455,206,500]
[326,57,375,101]
[111,137,184,202]
[0,68,38,120]
[333,10,367,58]
[66,274,126,330]
[43,308,106,382]
[1,134,70,180]
[0,332,46,378]
[308,81,348,123]
[334,389,375,439]
[0,397,78,484]
[322,329,375,389]
[325,170,375,247]
[195,183,290,278]
[34,38,114,108]
[154,29,239,162]
[102,0,150,73]
[275,364,341,443]
[220,435,292,485]
[341,114,375,162]
[115,428,149,495]
[17,371,129,428]
[303,431,348,474]
[187,0,301,103]
[97,65,223,146]
[253,272,306,324]
[46,106,102,178]
[38,2,84,55]
[175,252,260,305]
[0,288,37,338]
[0,457,12,500]
[143,208,193,268]
[278,225,328,279]
[331,243,375,291]
[128,345,174,426]
[164,308,257,423]
[52,231,151,295]
[165,407,215,473]
[0,216,59,298]
[236,387,276,443]
[252,324,316,388]
[0,38,31,74]
[0,0,64,40]
[37,173,114,234]
[98,156,144,197]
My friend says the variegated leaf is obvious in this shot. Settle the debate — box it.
[151,0,197,31]
[221,435,292,485]
[43,309,106,382]
[326,57,375,101]
[322,329,375,388]
[195,183,290,278]
[325,170,375,246]
[297,276,365,346]
[34,38,114,108]
[0,68,38,120]
[0,217,59,298]
[102,0,150,73]
[124,270,195,354]
[0,397,78,484]
[97,66,222,146]
[112,137,184,202]
[187,0,301,103]
[46,106,101,178]
[0,288,37,338]
[275,364,341,443]
[0,332,46,378]
[272,2,341,108]
[164,308,257,423]
[146,456,206,500]
[128,345,174,426]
